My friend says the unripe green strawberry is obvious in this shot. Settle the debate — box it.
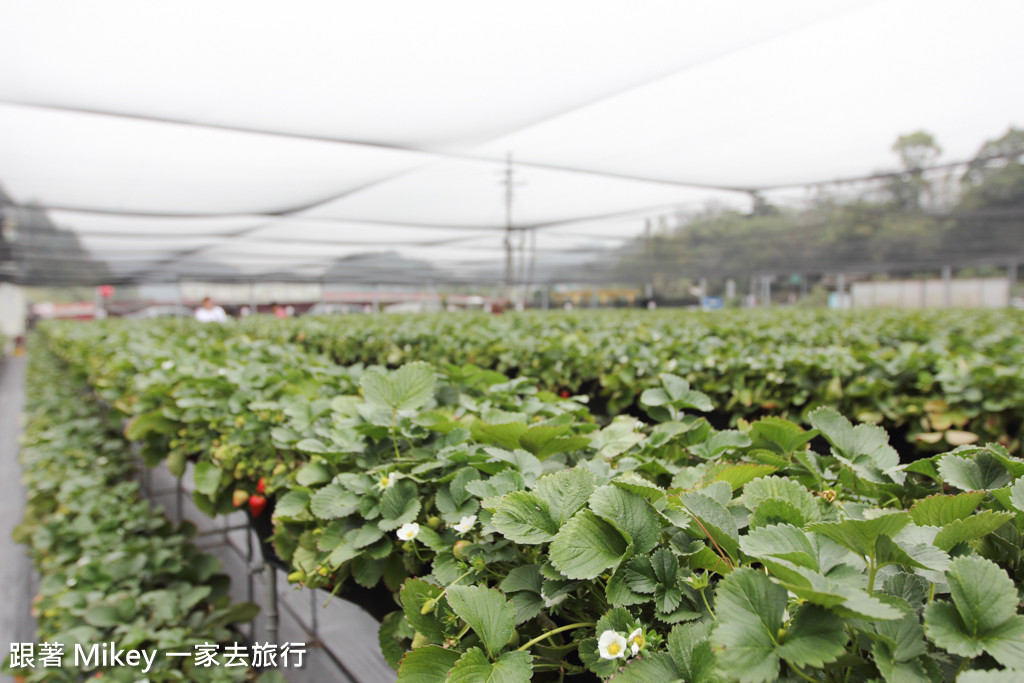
[453,540,472,561]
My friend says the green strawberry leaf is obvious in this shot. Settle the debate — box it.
[447,648,532,683]
[379,478,422,531]
[549,510,630,580]
[678,491,740,562]
[396,645,461,683]
[808,513,911,560]
[309,484,360,520]
[362,362,435,412]
[924,555,1024,668]
[446,585,516,659]
[932,510,1014,551]
[937,451,1013,491]
[909,491,986,526]
[589,485,660,555]
[491,491,559,544]
[667,621,722,683]
[711,567,845,682]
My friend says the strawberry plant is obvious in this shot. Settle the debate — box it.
[5,341,264,682]
[246,308,1024,452]
[31,317,1024,681]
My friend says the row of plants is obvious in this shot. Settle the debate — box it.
[241,308,1024,453]
[34,318,1024,682]
[4,340,277,682]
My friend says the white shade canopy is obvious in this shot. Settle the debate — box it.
[1,0,1022,284]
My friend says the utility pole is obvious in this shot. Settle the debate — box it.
[500,153,525,307]
[644,218,654,300]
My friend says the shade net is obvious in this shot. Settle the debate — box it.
[0,0,1022,287]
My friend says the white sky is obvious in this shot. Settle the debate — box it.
[0,0,1022,282]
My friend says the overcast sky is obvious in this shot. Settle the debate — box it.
[0,0,1021,280]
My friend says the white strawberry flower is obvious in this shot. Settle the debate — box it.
[598,630,627,660]
[396,522,420,541]
[453,515,477,534]
[377,472,397,490]
[627,628,645,656]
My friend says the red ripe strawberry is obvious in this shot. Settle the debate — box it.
[559,390,570,398]
[256,477,266,494]
[249,494,267,517]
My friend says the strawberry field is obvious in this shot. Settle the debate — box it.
[13,308,1024,682]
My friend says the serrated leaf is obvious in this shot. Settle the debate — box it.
[709,463,776,491]
[309,484,360,520]
[763,561,901,621]
[589,485,660,554]
[466,470,524,500]
[624,555,659,594]
[749,417,816,456]
[938,452,1012,491]
[810,406,902,482]
[192,462,221,497]
[396,645,461,683]
[590,419,645,458]
[499,565,543,595]
[447,648,532,683]
[363,362,435,412]
[660,373,713,411]
[872,644,930,683]
[667,621,721,683]
[1010,478,1024,513]
[874,609,928,663]
[691,430,753,460]
[380,478,421,531]
[296,437,330,454]
[607,652,680,682]
[932,510,1014,551]
[711,568,844,683]
[400,579,450,644]
[537,436,592,459]
[436,487,479,524]
[741,524,818,569]
[808,513,911,559]
[924,555,1024,667]
[272,490,309,519]
[517,424,567,454]
[749,499,806,529]
[744,476,820,524]
[776,604,847,668]
[909,492,986,526]
[606,549,649,607]
[679,491,739,561]
[348,524,386,549]
[295,462,332,486]
[446,586,516,659]
[491,491,559,544]
[882,573,929,606]
[475,422,529,450]
[379,611,415,670]
[549,510,630,580]
[536,468,596,526]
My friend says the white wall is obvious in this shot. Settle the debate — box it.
[851,277,1010,309]
[0,282,26,349]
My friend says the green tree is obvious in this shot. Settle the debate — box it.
[888,130,942,210]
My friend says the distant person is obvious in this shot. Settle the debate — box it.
[195,297,227,323]
[272,302,289,318]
